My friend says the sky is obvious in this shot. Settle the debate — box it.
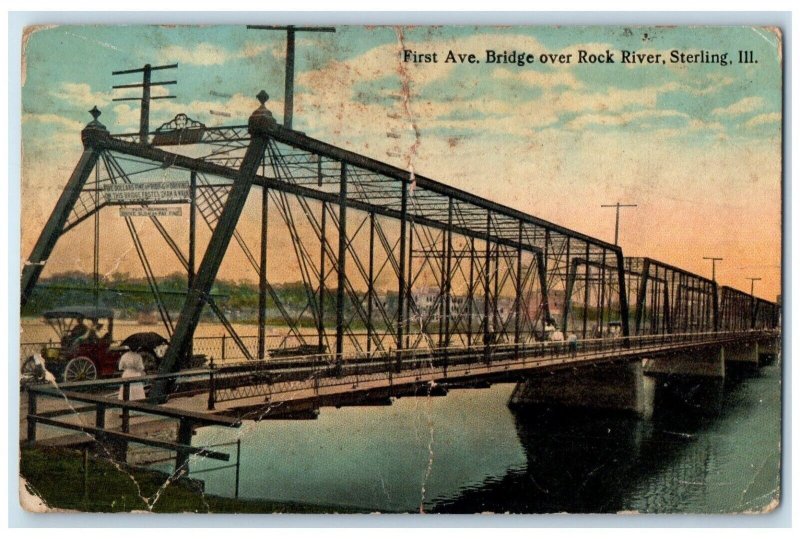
[20,25,783,301]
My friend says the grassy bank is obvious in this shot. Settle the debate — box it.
[20,446,366,514]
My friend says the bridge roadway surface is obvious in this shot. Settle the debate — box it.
[173,330,774,417]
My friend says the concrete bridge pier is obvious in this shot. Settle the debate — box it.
[756,337,780,366]
[723,341,761,371]
[509,360,646,416]
[642,347,725,416]
[757,337,780,354]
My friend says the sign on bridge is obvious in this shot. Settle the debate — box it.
[119,207,182,217]
[104,181,190,204]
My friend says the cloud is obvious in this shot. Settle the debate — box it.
[156,41,279,66]
[745,112,781,128]
[18,27,782,300]
[54,82,113,109]
[565,109,689,130]
[491,67,581,90]
[297,31,557,97]
[659,75,735,97]
[241,42,280,60]
[22,112,85,131]
[712,96,765,116]
[687,118,725,132]
[549,86,660,115]
[424,103,561,136]
[158,43,234,65]
[690,75,736,96]
[108,83,173,114]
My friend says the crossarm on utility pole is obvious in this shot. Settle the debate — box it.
[600,202,637,246]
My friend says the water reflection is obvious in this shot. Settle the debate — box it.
[430,361,780,514]
[430,405,655,513]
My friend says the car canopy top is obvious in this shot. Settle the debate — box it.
[42,306,114,320]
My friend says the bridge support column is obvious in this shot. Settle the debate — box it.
[642,347,726,378]
[757,337,780,365]
[643,346,725,416]
[758,337,780,355]
[723,341,760,370]
[509,361,645,416]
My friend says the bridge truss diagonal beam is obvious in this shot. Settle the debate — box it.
[153,110,274,393]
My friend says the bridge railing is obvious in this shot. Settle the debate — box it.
[21,329,777,410]
[209,329,778,405]
[23,368,242,474]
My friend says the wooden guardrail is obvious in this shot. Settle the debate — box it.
[26,376,241,472]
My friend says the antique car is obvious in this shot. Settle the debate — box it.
[21,306,169,383]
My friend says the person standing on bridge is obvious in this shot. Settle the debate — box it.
[550,328,565,355]
[118,350,147,401]
[567,332,578,358]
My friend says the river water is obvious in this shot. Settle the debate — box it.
[183,354,781,514]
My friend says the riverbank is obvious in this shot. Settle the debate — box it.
[19,446,367,514]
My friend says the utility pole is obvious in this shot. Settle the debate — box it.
[247,25,336,130]
[747,277,762,298]
[703,256,723,282]
[111,63,178,145]
[600,202,637,246]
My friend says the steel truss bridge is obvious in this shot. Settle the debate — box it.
[22,94,781,412]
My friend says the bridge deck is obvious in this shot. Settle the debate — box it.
[25,331,776,429]
[181,330,776,416]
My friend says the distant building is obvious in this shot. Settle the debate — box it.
[412,286,441,317]
[410,287,490,320]
[528,289,566,322]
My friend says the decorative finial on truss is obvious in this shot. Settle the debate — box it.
[82,105,108,147]
[249,90,277,134]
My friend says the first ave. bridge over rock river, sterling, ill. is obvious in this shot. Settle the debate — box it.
[21,88,780,478]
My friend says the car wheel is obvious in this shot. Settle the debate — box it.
[63,356,97,382]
